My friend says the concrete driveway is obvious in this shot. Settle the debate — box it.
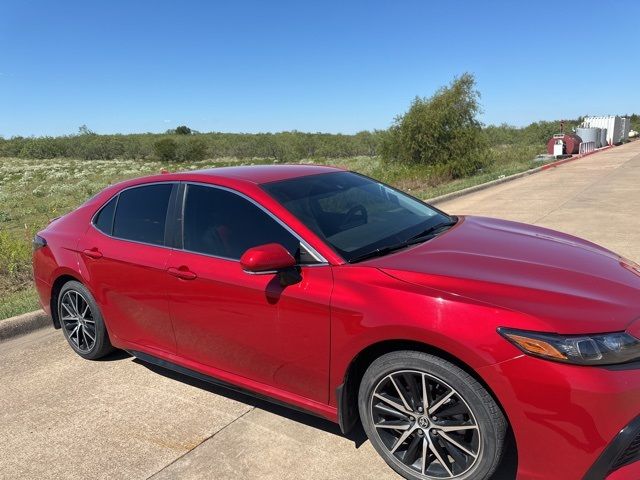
[1,140,639,480]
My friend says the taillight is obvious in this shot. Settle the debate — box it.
[33,234,47,252]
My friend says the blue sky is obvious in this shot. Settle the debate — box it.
[1,0,638,137]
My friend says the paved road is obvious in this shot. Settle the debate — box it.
[437,141,640,262]
[1,141,639,480]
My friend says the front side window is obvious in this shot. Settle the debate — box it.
[182,184,314,262]
[262,172,452,262]
[112,183,173,246]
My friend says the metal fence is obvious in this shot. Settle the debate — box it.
[579,141,596,155]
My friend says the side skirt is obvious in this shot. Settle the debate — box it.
[129,349,337,424]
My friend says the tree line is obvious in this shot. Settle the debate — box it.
[0,130,382,162]
[0,117,575,163]
[1,74,635,179]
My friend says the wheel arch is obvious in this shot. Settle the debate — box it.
[49,273,85,329]
[337,338,514,442]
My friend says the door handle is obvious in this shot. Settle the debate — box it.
[167,266,197,280]
[82,248,103,259]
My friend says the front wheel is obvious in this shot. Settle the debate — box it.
[358,351,506,480]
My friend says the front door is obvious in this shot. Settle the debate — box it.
[166,183,332,403]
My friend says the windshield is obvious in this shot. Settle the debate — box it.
[261,171,453,262]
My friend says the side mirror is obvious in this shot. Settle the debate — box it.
[240,243,296,274]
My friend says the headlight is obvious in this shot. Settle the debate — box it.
[498,328,640,365]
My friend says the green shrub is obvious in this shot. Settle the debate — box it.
[81,137,126,160]
[176,138,207,162]
[0,231,32,289]
[153,138,178,161]
[0,137,27,157]
[19,137,66,159]
[121,136,153,159]
[380,73,488,179]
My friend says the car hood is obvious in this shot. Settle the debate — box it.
[367,216,640,333]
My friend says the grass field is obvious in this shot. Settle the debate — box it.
[0,146,545,320]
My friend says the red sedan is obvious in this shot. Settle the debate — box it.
[33,165,640,480]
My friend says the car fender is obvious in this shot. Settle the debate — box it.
[328,265,525,409]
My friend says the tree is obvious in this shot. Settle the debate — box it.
[78,124,95,136]
[380,73,488,178]
[175,125,192,135]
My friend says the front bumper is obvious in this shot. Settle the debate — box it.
[592,415,640,479]
[479,355,640,480]
[605,460,640,480]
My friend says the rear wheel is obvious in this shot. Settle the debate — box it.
[358,351,506,480]
[58,281,113,360]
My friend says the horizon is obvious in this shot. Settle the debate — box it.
[2,115,638,139]
[1,0,639,137]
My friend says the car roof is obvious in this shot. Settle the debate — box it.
[96,164,345,203]
[189,164,343,184]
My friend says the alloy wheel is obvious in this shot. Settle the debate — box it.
[370,370,481,479]
[59,290,96,353]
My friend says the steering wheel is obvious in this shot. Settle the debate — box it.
[340,204,368,228]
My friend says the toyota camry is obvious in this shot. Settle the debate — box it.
[32,165,640,480]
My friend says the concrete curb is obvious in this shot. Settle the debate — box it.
[427,145,614,205]
[427,165,546,205]
[0,310,51,342]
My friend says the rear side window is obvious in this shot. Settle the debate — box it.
[93,196,117,235]
[182,184,301,260]
[112,184,173,246]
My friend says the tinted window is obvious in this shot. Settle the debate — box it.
[183,184,303,261]
[112,184,173,245]
[262,172,451,262]
[93,196,117,235]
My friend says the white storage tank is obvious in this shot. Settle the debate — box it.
[599,128,608,147]
[576,127,600,146]
[583,116,623,144]
[621,118,630,141]
[594,127,602,147]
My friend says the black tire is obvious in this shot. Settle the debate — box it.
[57,280,113,360]
[358,351,506,480]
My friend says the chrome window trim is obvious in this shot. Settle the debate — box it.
[89,179,329,267]
[182,181,328,265]
[176,246,329,268]
[242,269,279,275]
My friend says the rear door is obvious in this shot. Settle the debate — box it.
[166,183,333,403]
[77,182,178,354]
